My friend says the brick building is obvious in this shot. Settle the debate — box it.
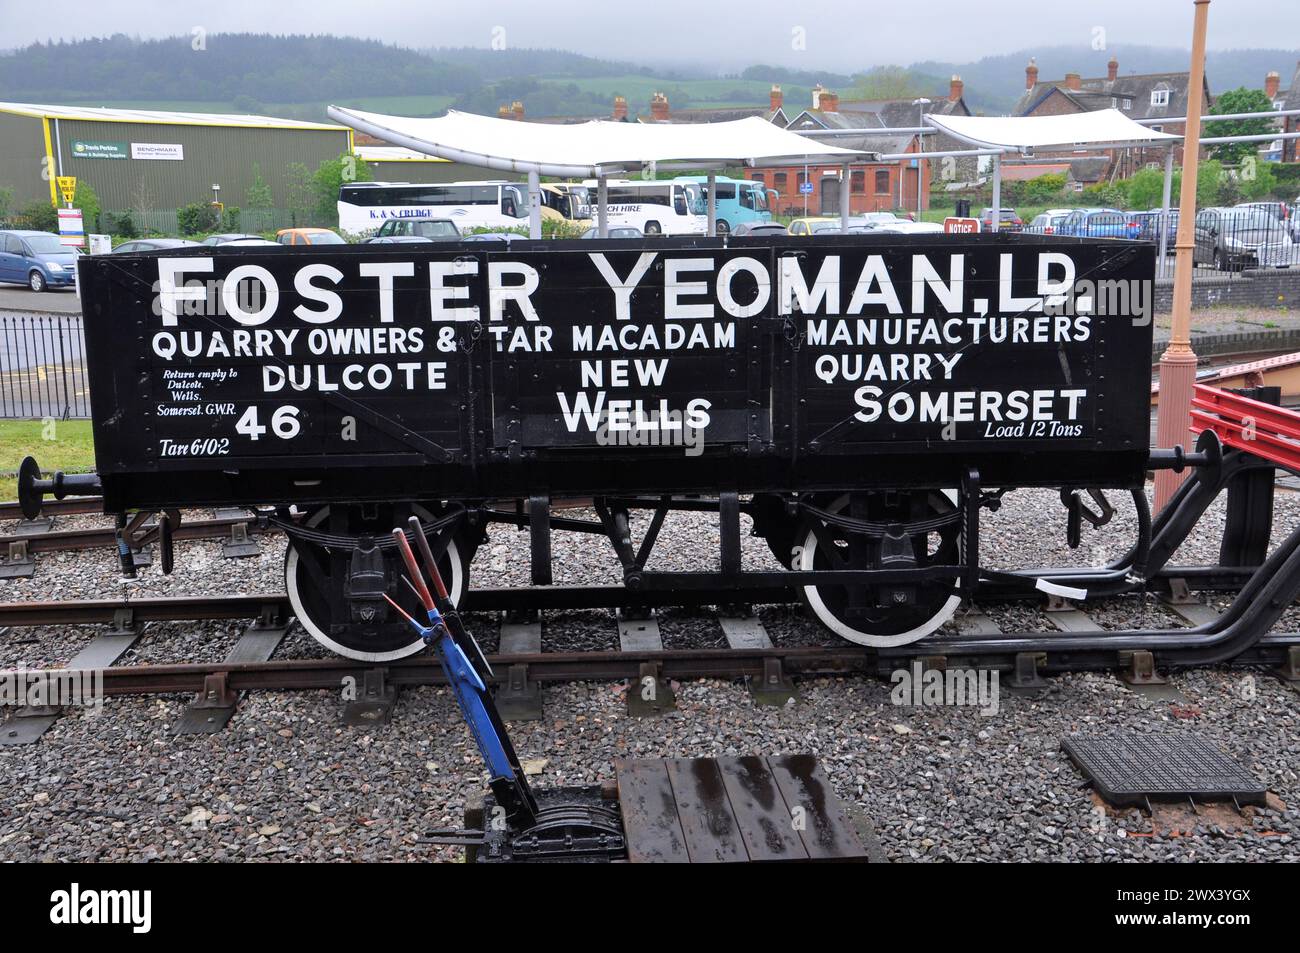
[1012,56,1212,178]
[758,78,975,215]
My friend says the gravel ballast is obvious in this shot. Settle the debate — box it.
[1,487,1297,862]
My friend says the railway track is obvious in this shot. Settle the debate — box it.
[2,590,1298,702]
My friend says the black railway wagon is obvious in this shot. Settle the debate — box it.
[77,234,1154,659]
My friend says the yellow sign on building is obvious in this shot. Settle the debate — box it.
[56,176,77,204]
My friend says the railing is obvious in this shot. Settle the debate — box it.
[0,313,90,419]
[1021,202,1300,280]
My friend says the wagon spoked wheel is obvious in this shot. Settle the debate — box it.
[796,490,961,648]
[285,503,468,662]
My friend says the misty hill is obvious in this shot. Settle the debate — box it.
[915,45,1300,112]
[0,34,1294,121]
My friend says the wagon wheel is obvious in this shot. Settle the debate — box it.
[285,503,469,661]
[796,490,961,647]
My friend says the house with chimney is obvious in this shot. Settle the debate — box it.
[1266,65,1300,164]
[1012,56,1212,178]
[755,78,975,215]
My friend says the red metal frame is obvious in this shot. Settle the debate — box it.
[1190,384,1300,472]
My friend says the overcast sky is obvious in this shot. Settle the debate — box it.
[1,0,1295,68]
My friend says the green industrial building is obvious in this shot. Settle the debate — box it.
[0,101,354,231]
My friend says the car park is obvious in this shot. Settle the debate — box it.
[1194,206,1296,270]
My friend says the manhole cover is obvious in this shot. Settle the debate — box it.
[1062,732,1266,808]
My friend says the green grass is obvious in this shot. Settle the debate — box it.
[0,419,96,501]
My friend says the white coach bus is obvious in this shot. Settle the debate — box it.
[337,181,533,236]
[583,179,708,235]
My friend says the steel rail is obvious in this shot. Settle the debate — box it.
[3,515,267,555]
[12,634,1300,700]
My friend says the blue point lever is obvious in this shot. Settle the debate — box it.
[388,529,526,800]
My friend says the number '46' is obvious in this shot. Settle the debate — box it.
[236,405,301,440]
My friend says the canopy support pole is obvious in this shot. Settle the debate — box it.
[597,176,608,238]
[840,163,851,231]
[527,169,542,240]
[707,171,717,237]
[1159,147,1175,277]
[990,154,1002,234]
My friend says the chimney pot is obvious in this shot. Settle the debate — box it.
[1266,71,1281,99]
[511,100,524,120]
[770,84,783,112]
[613,95,628,120]
[1064,72,1082,91]
[1026,58,1039,90]
[949,74,963,102]
[1107,57,1119,81]
[650,92,670,121]
[820,90,839,113]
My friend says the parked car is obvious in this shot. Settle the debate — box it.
[110,238,202,254]
[851,212,906,230]
[786,217,837,236]
[1194,206,1296,271]
[1057,208,1140,240]
[869,222,946,234]
[1136,209,1180,249]
[0,230,81,291]
[731,222,789,237]
[212,238,280,247]
[201,233,264,245]
[1027,211,1072,235]
[580,227,644,239]
[360,219,460,243]
[276,228,347,246]
[978,208,1024,232]
[461,232,528,243]
[1236,202,1300,242]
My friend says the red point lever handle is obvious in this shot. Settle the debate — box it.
[390,528,434,612]
[407,516,450,603]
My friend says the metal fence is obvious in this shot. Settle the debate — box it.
[0,313,90,419]
[1021,202,1300,280]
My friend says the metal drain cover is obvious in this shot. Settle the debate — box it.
[1063,733,1267,807]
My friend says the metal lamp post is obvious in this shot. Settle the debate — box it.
[912,98,931,216]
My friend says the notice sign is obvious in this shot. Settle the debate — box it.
[72,139,128,159]
[56,176,77,204]
[944,217,980,234]
[131,142,184,161]
[57,208,84,247]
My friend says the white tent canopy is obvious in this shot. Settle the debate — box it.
[328,106,866,178]
[924,108,1180,152]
